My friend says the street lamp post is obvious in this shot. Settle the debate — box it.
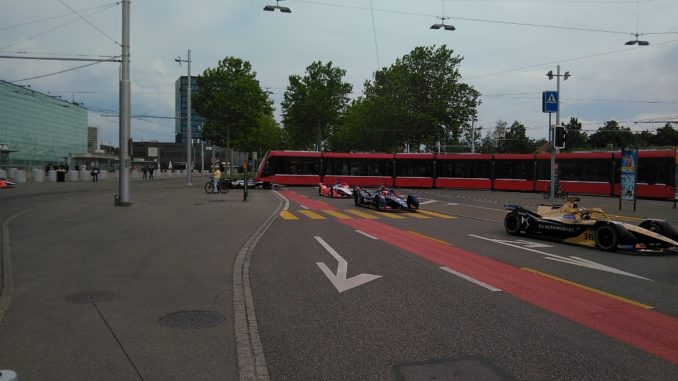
[175,50,192,185]
[546,65,570,199]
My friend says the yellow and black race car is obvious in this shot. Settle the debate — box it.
[504,197,678,254]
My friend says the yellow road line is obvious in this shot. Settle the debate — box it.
[279,211,298,220]
[408,231,452,245]
[373,211,406,219]
[418,210,456,219]
[345,209,379,219]
[522,268,653,310]
[405,212,432,219]
[299,210,326,220]
[322,210,353,220]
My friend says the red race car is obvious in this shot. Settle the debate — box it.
[0,178,16,189]
[318,181,353,198]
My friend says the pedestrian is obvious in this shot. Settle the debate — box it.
[149,165,155,179]
[142,165,148,179]
[91,167,99,182]
[211,166,221,194]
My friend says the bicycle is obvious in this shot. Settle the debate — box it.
[543,190,568,199]
[205,178,231,194]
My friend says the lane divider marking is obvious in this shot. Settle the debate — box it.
[299,210,326,220]
[408,231,453,246]
[322,210,353,220]
[355,230,379,240]
[522,268,653,310]
[440,267,502,292]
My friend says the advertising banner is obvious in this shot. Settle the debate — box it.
[620,146,637,201]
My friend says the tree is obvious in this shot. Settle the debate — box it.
[562,117,587,151]
[193,57,275,159]
[652,123,678,146]
[281,61,353,150]
[588,120,634,149]
[502,121,534,153]
[356,45,480,152]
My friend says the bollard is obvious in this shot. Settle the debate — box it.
[0,370,18,381]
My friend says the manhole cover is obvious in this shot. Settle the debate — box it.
[65,291,119,304]
[159,311,224,329]
[395,357,513,381]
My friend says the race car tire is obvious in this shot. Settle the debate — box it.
[373,196,381,210]
[504,213,521,235]
[595,224,619,251]
[407,195,419,209]
[640,220,678,241]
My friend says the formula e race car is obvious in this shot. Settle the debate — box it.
[504,197,678,254]
[0,178,15,189]
[353,185,419,211]
[318,181,353,198]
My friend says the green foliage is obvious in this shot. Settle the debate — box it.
[281,61,353,150]
[588,120,634,149]
[192,57,274,151]
[562,117,587,151]
[337,45,480,152]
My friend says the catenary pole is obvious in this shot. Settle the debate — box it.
[117,0,131,206]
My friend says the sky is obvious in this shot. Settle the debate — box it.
[2,0,678,148]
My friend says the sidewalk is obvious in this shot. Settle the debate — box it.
[0,177,281,380]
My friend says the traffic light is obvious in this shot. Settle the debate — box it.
[555,126,566,149]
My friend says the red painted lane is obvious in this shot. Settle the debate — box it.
[279,190,337,211]
[341,218,678,364]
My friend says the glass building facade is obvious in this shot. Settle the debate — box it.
[175,76,204,144]
[0,80,87,168]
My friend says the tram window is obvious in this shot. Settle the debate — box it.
[437,160,490,178]
[536,160,550,180]
[267,157,319,175]
[637,157,673,185]
[396,160,433,177]
[559,159,611,182]
[495,160,532,180]
[325,159,392,177]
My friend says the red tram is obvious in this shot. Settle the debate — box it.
[256,149,676,200]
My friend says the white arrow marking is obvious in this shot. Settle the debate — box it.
[469,234,652,281]
[446,202,458,206]
[419,199,438,205]
[314,236,382,293]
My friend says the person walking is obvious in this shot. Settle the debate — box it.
[211,166,221,194]
[149,165,155,180]
[142,165,148,179]
[90,167,99,182]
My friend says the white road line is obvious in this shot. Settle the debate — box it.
[440,266,502,292]
[300,204,309,209]
[274,190,290,211]
[419,200,438,205]
[354,230,379,240]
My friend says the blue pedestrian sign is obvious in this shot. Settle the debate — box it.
[542,91,559,113]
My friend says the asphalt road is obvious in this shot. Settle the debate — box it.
[2,180,678,380]
[250,187,678,380]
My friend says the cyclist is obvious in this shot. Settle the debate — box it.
[211,165,221,194]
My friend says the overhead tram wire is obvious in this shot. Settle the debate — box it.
[0,2,119,31]
[58,0,122,46]
[290,0,670,36]
[0,3,120,51]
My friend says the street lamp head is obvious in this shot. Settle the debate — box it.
[546,70,554,80]
[563,71,570,80]
[430,16,454,31]
[638,40,650,46]
[264,0,291,13]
